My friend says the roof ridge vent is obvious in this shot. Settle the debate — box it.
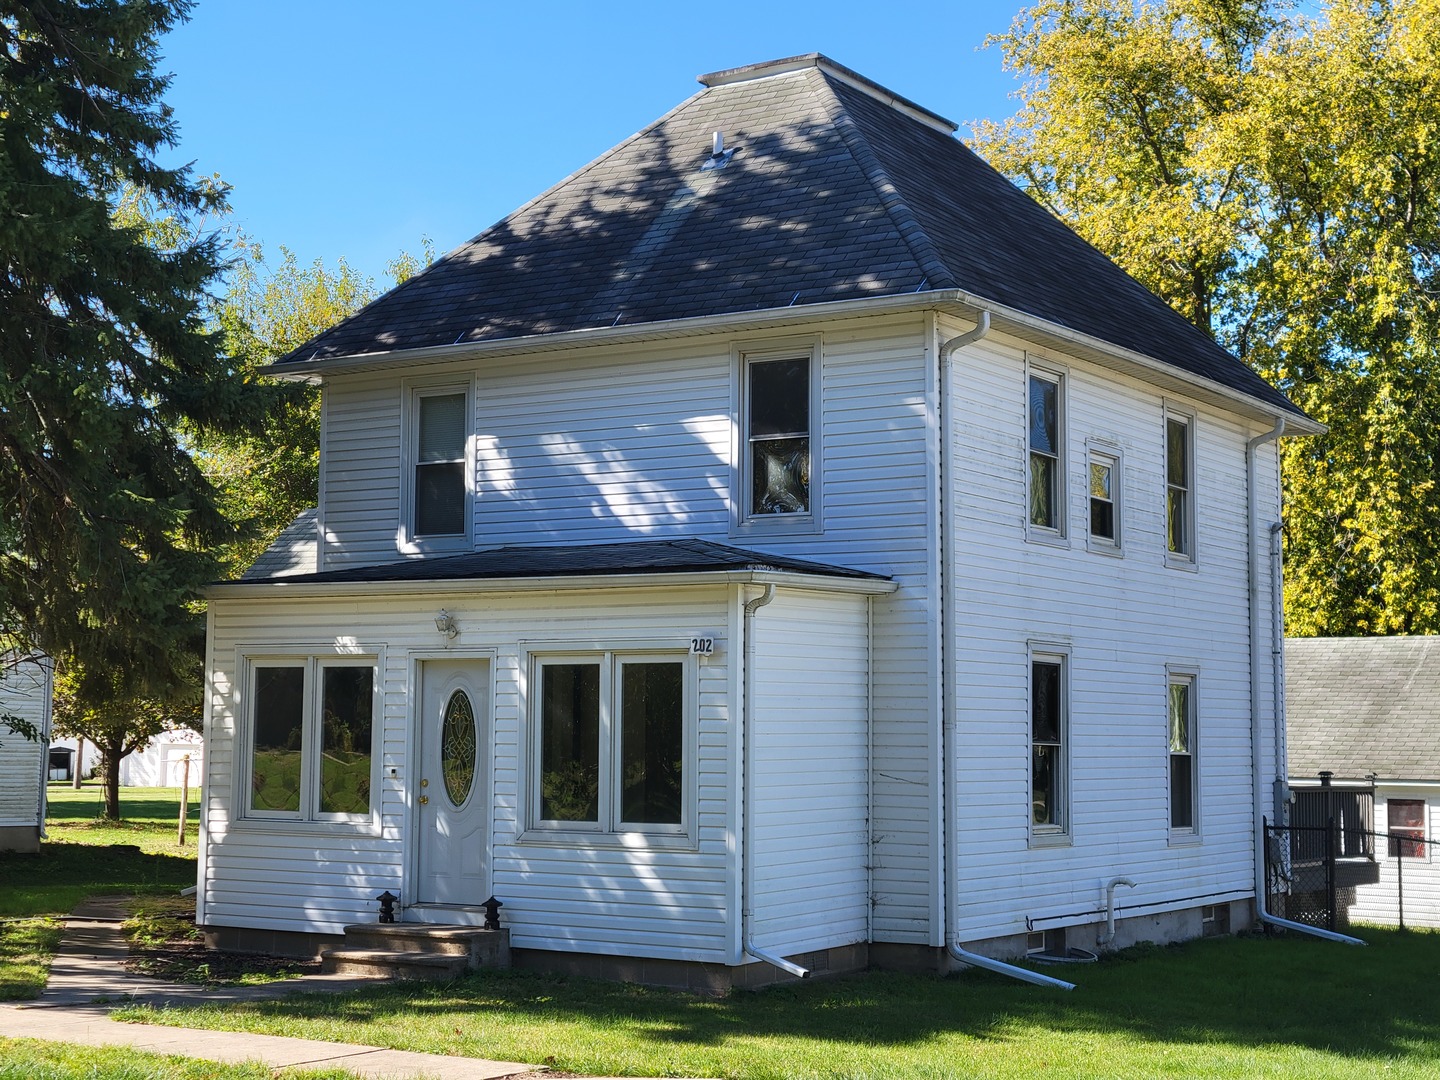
[697,54,957,135]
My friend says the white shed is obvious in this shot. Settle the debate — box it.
[1,656,54,853]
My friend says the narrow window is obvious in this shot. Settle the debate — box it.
[539,662,602,824]
[1165,415,1193,559]
[1028,372,1062,532]
[319,666,374,815]
[1388,799,1426,858]
[415,391,467,537]
[1169,675,1197,831]
[748,357,810,516]
[619,661,684,826]
[1088,449,1120,549]
[1031,656,1065,833]
[251,665,305,813]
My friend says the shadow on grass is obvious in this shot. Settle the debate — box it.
[45,785,200,826]
[0,840,195,918]
[158,929,1440,1067]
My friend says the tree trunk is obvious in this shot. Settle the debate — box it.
[102,741,123,820]
[73,736,85,789]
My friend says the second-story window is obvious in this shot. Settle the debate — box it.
[747,356,810,517]
[1165,412,1194,562]
[414,390,468,538]
[1087,444,1122,553]
[1028,369,1063,535]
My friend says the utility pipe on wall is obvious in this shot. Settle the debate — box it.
[938,312,1073,990]
[739,584,810,979]
[1099,877,1136,948]
[1244,420,1365,946]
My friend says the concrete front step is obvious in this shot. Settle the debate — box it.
[321,948,472,981]
[321,922,511,981]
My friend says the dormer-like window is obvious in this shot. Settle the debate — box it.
[406,386,471,547]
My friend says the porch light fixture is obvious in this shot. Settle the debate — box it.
[434,609,458,638]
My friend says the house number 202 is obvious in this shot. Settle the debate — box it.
[690,636,715,656]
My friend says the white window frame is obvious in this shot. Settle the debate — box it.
[1025,359,1068,545]
[400,378,473,554]
[526,648,695,844]
[1086,441,1123,555]
[1028,643,1071,846]
[236,649,382,830]
[1167,667,1200,842]
[731,337,822,537]
[1163,404,1197,569]
[1385,797,1430,862]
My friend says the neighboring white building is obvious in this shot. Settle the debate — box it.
[1,656,54,853]
[1287,636,1440,929]
[49,730,202,788]
[197,55,1318,988]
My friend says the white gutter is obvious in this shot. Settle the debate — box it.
[937,313,1073,991]
[738,584,809,979]
[267,286,1321,437]
[1244,420,1365,946]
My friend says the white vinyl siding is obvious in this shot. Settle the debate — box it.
[310,313,940,944]
[0,658,52,830]
[203,585,736,961]
[748,589,870,957]
[1350,787,1440,928]
[944,317,1277,943]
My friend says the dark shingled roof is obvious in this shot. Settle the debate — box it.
[1286,636,1440,781]
[232,537,887,587]
[273,55,1302,421]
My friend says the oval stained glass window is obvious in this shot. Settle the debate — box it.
[441,689,476,807]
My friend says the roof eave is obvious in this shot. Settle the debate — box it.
[263,287,1319,434]
[207,568,899,600]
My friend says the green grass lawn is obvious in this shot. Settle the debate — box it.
[116,927,1440,1079]
[0,784,198,999]
[0,1039,355,1080]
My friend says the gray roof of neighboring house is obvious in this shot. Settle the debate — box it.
[270,54,1303,422]
[240,508,318,580]
[233,537,887,587]
[1286,636,1440,781]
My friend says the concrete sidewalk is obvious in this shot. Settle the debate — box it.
[0,896,621,1079]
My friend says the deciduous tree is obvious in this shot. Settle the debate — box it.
[977,0,1440,635]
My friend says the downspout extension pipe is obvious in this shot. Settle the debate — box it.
[740,584,810,980]
[1099,877,1136,948]
[940,313,1072,991]
[946,941,1076,991]
[1245,421,1365,947]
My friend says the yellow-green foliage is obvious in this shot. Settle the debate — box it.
[977,0,1440,636]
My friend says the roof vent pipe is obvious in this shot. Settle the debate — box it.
[712,130,724,157]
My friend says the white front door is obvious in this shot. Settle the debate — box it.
[416,659,490,905]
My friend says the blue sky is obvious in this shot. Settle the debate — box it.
[160,1,1029,283]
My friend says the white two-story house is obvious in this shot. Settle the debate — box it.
[198,54,1319,989]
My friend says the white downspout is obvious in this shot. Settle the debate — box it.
[938,312,1073,990]
[1245,420,1364,946]
[740,583,809,979]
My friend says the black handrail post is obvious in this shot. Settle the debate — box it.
[1325,816,1337,934]
[1396,837,1405,932]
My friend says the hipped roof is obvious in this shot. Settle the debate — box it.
[272,54,1304,423]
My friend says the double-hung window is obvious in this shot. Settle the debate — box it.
[738,345,818,529]
[1387,799,1427,858]
[408,386,470,545]
[1027,367,1064,538]
[245,656,378,823]
[534,652,689,836]
[1168,672,1198,834]
[1030,649,1068,841]
[1165,410,1195,563]
[1087,444,1122,553]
